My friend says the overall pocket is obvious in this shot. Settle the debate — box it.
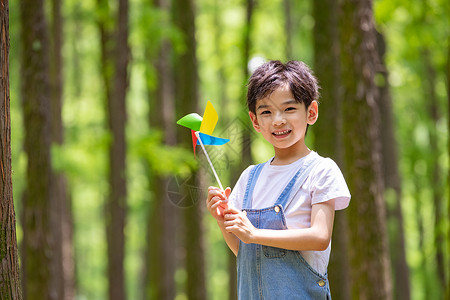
[263,245,287,258]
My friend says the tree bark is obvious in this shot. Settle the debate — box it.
[0,1,22,298]
[19,0,55,299]
[339,0,392,299]
[312,0,350,299]
[224,2,256,298]
[69,3,82,99]
[49,0,76,298]
[422,46,446,290]
[411,160,429,297]
[173,0,207,299]
[211,0,237,298]
[283,0,293,60]
[97,0,129,298]
[144,0,177,299]
[241,0,254,167]
[97,0,113,104]
[376,30,411,300]
[106,0,129,299]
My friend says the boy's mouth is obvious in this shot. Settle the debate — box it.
[272,129,291,137]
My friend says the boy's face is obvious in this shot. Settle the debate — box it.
[249,84,318,151]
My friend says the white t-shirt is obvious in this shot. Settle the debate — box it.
[228,151,351,275]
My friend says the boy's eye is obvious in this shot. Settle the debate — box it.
[285,107,296,111]
[260,110,271,115]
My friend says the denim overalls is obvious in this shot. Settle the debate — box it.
[237,154,331,299]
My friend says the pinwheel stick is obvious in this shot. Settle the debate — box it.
[195,131,224,190]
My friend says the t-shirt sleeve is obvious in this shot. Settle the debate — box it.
[227,165,253,210]
[310,158,351,210]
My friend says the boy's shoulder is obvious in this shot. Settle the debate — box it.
[238,152,343,181]
[310,154,343,176]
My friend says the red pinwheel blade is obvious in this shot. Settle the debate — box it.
[191,130,198,157]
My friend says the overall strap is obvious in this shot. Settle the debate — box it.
[242,163,265,209]
[274,153,321,208]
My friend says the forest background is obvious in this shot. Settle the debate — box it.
[1,0,449,299]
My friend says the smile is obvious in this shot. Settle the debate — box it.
[272,129,291,136]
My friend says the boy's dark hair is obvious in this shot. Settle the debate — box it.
[247,60,320,113]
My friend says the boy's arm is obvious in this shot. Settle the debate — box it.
[206,187,240,256]
[217,220,240,256]
[224,199,335,251]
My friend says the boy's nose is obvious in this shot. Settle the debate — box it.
[272,113,286,126]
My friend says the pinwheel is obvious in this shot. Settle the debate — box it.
[177,101,229,189]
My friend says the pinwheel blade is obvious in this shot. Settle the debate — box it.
[191,130,198,156]
[177,113,203,131]
[199,101,218,135]
[196,132,229,146]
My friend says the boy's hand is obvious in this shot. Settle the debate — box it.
[206,186,231,223]
[223,207,256,244]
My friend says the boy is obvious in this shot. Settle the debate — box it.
[206,60,350,299]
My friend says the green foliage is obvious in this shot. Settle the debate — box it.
[52,130,110,180]
[130,130,198,177]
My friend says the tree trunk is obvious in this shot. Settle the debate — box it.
[144,0,177,299]
[49,0,76,298]
[49,0,64,296]
[19,0,55,299]
[69,3,82,99]
[106,0,129,299]
[97,0,129,298]
[421,46,446,291]
[339,0,392,299]
[173,0,206,299]
[412,161,429,297]
[283,0,293,60]
[0,1,22,298]
[224,2,256,298]
[312,0,350,299]
[376,30,411,300]
[97,0,113,104]
[447,34,450,300]
[241,0,254,167]
[212,0,237,298]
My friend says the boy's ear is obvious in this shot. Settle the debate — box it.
[249,111,261,132]
[307,101,319,125]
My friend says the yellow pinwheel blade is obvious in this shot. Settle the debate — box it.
[199,101,218,135]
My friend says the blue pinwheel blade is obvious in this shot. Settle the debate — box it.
[196,132,229,146]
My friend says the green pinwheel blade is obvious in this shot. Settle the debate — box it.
[176,113,203,131]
